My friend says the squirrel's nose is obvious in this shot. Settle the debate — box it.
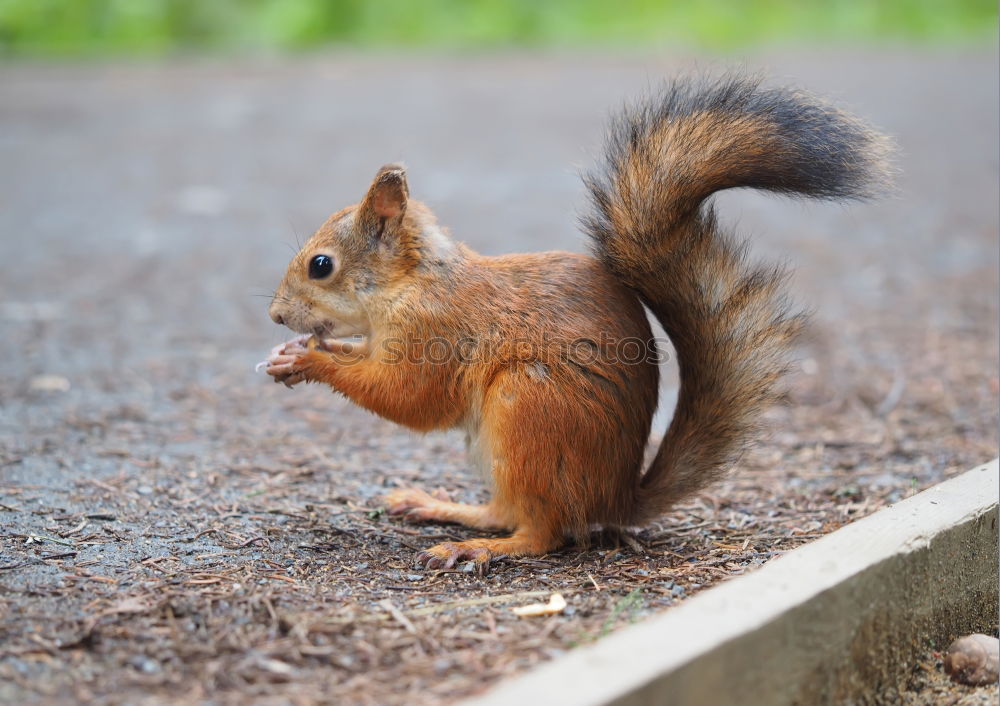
[269,303,285,326]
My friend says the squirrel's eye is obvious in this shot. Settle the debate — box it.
[308,254,334,280]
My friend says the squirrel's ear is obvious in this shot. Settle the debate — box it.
[358,164,408,236]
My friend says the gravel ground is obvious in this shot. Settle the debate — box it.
[1,48,997,705]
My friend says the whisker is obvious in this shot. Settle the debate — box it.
[287,217,303,250]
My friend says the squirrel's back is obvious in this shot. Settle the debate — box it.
[583,74,894,522]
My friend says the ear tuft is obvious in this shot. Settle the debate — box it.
[368,163,408,221]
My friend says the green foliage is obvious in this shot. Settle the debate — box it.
[0,0,996,56]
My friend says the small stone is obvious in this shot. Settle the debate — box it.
[127,656,160,674]
[334,655,355,669]
[29,374,70,393]
[671,584,686,598]
[944,634,999,686]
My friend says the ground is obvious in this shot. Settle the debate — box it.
[0,49,997,705]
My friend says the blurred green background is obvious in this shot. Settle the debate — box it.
[0,0,997,56]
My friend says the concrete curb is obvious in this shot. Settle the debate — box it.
[470,460,999,706]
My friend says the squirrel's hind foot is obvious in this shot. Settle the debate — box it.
[416,531,564,575]
[417,541,496,576]
[384,488,511,531]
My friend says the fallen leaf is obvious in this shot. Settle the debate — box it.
[29,374,70,392]
[512,593,566,618]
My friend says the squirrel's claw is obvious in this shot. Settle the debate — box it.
[261,335,315,387]
[265,353,309,387]
[258,334,364,384]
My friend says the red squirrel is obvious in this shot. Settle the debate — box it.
[264,75,892,571]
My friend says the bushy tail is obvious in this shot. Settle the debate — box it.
[583,75,893,522]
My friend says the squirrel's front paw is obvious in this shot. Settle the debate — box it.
[261,336,312,388]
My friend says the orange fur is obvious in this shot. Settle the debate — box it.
[270,218,655,564]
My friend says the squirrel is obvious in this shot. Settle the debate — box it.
[264,75,893,571]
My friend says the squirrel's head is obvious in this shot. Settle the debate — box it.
[269,163,450,340]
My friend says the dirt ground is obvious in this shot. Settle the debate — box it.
[1,49,997,705]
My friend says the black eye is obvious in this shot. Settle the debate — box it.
[309,254,334,279]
